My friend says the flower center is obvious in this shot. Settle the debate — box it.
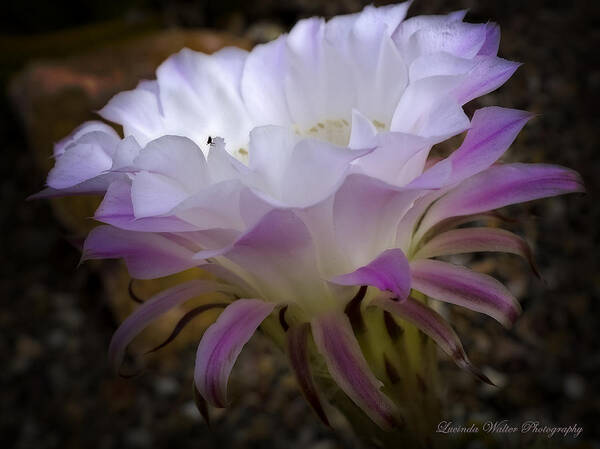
[294,119,352,147]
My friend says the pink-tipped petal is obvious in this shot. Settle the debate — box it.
[372,296,490,383]
[311,313,399,430]
[330,248,411,300]
[29,174,117,199]
[454,57,521,104]
[477,22,501,56]
[194,299,275,407]
[108,280,234,371]
[82,226,198,279]
[406,157,452,189]
[410,259,521,326]
[446,107,532,183]
[417,163,584,238]
[414,227,539,277]
[416,211,519,246]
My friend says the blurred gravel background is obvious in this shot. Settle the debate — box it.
[1,1,598,448]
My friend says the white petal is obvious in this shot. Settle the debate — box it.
[133,135,208,192]
[390,76,469,139]
[53,121,118,157]
[348,109,377,149]
[352,131,433,186]
[241,36,292,126]
[405,21,487,61]
[156,48,253,153]
[111,136,141,170]
[99,82,165,146]
[47,131,116,189]
[284,18,355,126]
[281,138,364,207]
[247,125,298,197]
[131,171,190,218]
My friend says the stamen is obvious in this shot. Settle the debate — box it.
[128,279,144,304]
[279,305,289,332]
[383,311,404,341]
[145,303,228,354]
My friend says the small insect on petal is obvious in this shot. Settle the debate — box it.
[410,259,521,327]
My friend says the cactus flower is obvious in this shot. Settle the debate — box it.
[34,1,583,446]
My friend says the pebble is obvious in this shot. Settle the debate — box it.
[12,335,43,373]
[125,428,152,448]
[180,401,201,421]
[153,376,179,397]
[564,374,585,399]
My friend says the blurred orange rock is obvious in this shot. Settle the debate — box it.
[9,28,253,358]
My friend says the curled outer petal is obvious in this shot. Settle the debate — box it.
[410,259,521,327]
[330,248,411,300]
[194,299,275,408]
[311,313,399,430]
[372,296,491,384]
[415,163,584,241]
[82,226,198,279]
[414,227,540,277]
[108,280,236,371]
[444,107,533,184]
